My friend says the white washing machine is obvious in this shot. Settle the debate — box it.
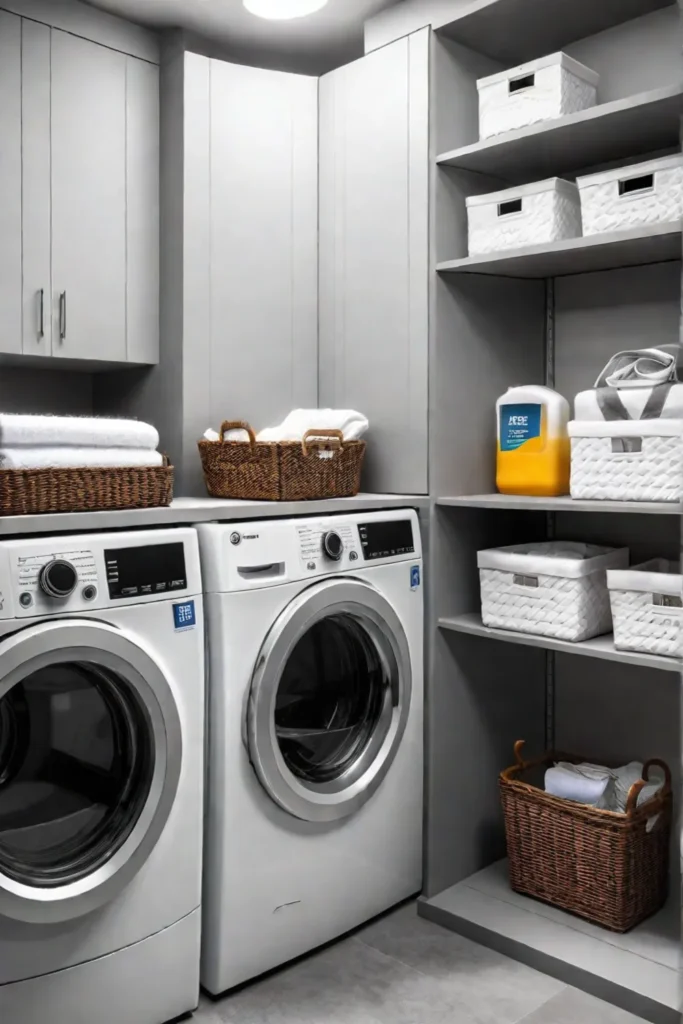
[198,509,423,995]
[0,528,204,1024]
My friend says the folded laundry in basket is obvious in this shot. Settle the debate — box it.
[0,448,164,470]
[205,410,369,444]
[546,760,666,820]
[545,763,612,805]
[0,414,159,450]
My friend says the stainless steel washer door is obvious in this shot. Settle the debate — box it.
[0,620,182,923]
[247,579,412,822]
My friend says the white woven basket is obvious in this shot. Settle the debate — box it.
[478,542,629,642]
[577,154,683,236]
[569,420,683,502]
[477,52,598,140]
[466,178,582,256]
[607,560,682,658]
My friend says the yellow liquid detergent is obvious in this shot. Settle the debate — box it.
[496,386,570,497]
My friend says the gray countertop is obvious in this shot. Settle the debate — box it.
[0,493,429,537]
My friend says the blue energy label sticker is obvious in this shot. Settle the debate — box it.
[500,403,541,452]
[173,600,196,631]
[411,566,421,590]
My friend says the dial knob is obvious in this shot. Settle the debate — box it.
[39,559,78,599]
[322,531,344,562]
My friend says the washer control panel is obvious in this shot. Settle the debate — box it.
[0,528,201,618]
[17,547,98,609]
[296,521,359,572]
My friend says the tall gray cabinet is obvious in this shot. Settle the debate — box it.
[319,31,430,495]
[120,46,319,494]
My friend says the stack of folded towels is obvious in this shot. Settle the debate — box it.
[545,760,665,817]
[204,409,369,444]
[0,414,162,469]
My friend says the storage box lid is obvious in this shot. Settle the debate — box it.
[466,177,578,208]
[477,51,599,90]
[607,559,682,597]
[478,541,629,578]
[577,153,683,190]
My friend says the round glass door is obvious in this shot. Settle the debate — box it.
[0,621,182,923]
[248,580,412,822]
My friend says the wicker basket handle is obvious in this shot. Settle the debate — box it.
[625,758,672,816]
[301,429,344,457]
[500,740,530,782]
[220,421,257,450]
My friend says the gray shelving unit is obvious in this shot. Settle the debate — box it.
[424,3,681,1021]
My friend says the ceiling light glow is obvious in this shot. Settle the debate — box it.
[243,0,329,19]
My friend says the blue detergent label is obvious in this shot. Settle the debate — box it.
[173,600,196,631]
[411,566,421,590]
[499,403,541,452]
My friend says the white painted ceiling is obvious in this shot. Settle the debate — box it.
[85,0,399,71]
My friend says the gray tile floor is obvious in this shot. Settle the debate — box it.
[196,902,647,1024]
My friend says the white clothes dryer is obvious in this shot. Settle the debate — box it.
[0,528,204,1024]
[198,510,423,995]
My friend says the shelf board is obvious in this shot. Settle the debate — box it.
[436,0,673,66]
[436,85,683,183]
[436,222,681,279]
[439,613,678,673]
[419,860,679,1024]
[437,494,681,515]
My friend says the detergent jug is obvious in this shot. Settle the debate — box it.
[496,386,570,497]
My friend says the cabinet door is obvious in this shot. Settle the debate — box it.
[209,60,318,429]
[319,30,430,494]
[0,11,22,355]
[22,18,52,357]
[51,30,126,362]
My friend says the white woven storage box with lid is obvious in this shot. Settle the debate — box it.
[467,178,581,256]
[577,155,683,235]
[607,559,682,658]
[477,52,599,140]
[478,542,629,642]
[569,420,683,502]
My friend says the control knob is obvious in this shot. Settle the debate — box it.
[40,559,78,599]
[322,531,344,562]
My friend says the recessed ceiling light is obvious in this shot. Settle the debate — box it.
[243,0,329,20]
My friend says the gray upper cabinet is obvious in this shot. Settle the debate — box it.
[0,11,22,357]
[208,58,318,431]
[51,30,127,362]
[2,15,159,365]
[319,29,430,495]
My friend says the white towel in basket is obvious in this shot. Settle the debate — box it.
[0,414,159,450]
[0,448,164,470]
[205,410,369,444]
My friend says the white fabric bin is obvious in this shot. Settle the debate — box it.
[477,52,599,140]
[569,420,683,503]
[577,155,683,236]
[478,542,629,642]
[607,559,682,658]
[467,178,581,256]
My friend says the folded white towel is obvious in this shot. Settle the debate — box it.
[0,415,159,450]
[0,448,164,470]
[204,410,369,444]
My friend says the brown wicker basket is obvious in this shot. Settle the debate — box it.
[500,740,672,932]
[0,461,173,516]
[198,420,366,501]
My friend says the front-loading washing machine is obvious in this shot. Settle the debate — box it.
[0,528,204,1024]
[197,509,423,995]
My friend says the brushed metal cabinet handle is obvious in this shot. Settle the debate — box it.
[37,289,44,339]
[59,291,66,341]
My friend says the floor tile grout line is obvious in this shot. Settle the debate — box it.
[351,934,442,983]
